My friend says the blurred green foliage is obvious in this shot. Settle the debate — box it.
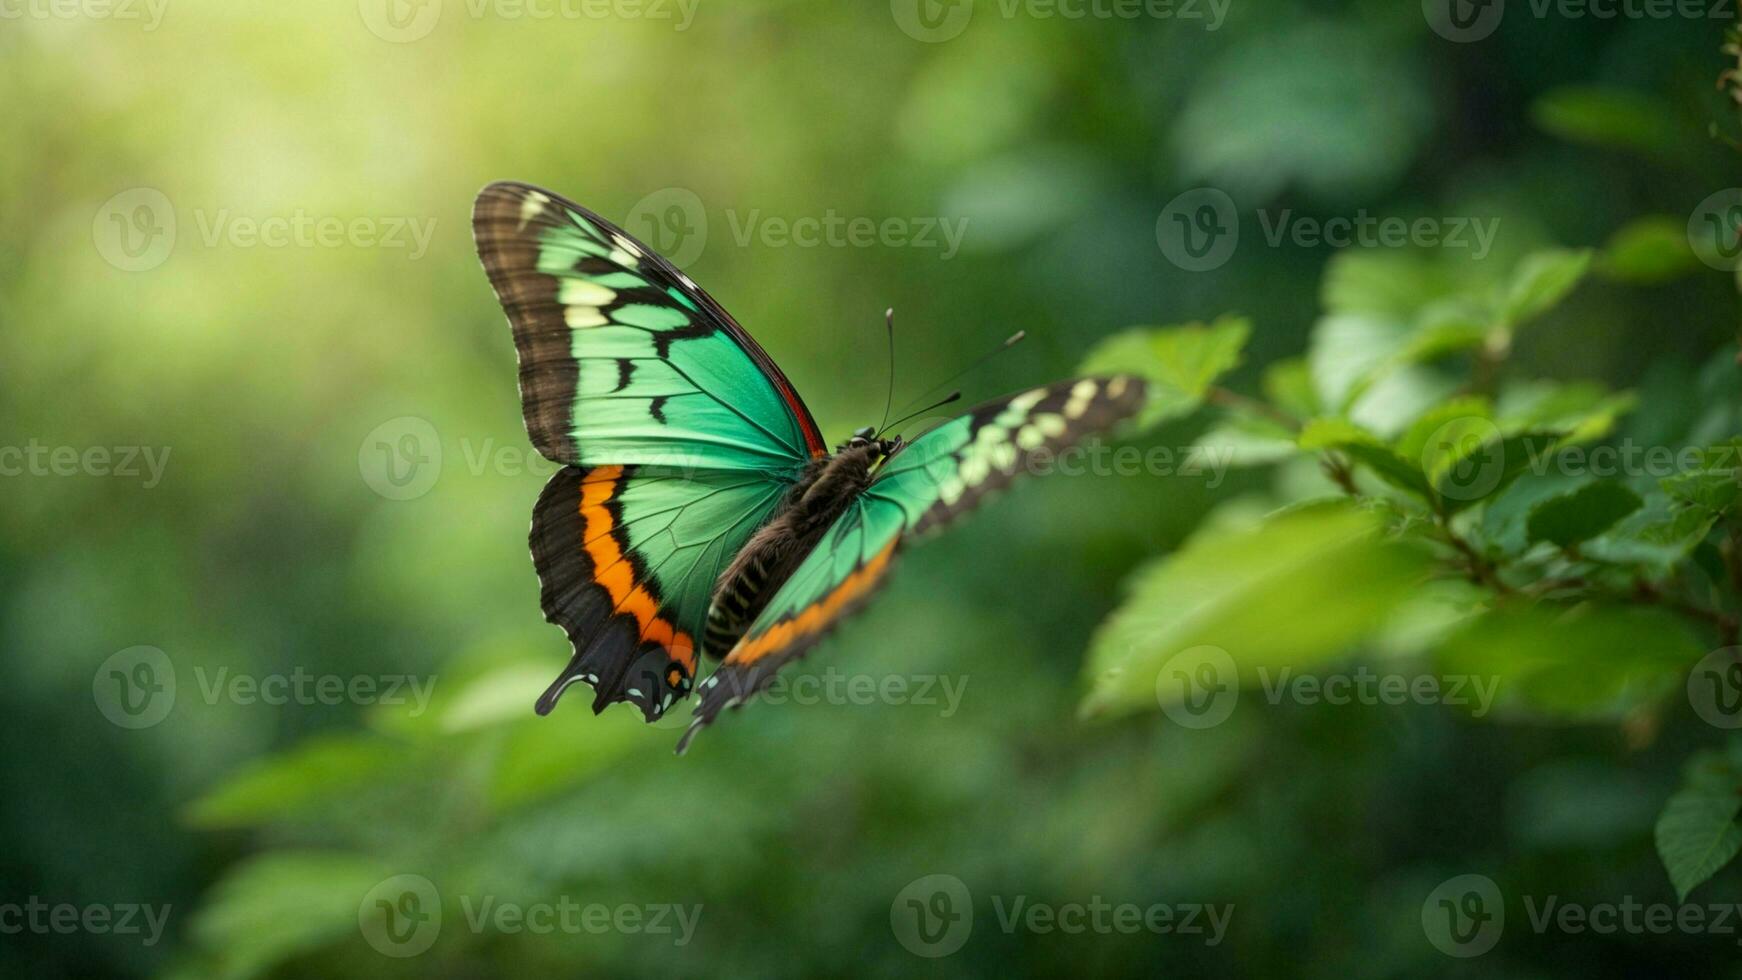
[6,1,1742,977]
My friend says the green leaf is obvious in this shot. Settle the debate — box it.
[1495,380,1635,445]
[1525,481,1643,549]
[1082,503,1432,718]
[1262,357,1320,419]
[1585,489,1718,573]
[184,734,401,829]
[1532,86,1684,159]
[1079,316,1250,431]
[1436,605,1702,721]
[1499,248,1592,329]
[1600,216,1701,284]
[1299,418,1435,499]
[1429,430,1564,514]
[1656,744,1742,902]
[190,851,392,980]
[1395,397,1494,465]
[1321,250,1455,319]
[1308,313,1406,412]
[1661,450,1742,515]
[1194,412,1298,468]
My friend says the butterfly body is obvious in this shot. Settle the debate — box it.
[472,181,1146,750]
[703,435,896,657]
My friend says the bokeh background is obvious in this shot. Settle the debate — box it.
[4,0,1742,976]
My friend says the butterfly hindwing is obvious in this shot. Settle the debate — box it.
[679,375,1146,750]
[530,463,792,719]
[475,181,821,720]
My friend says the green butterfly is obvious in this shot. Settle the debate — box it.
[472,182,1145,752]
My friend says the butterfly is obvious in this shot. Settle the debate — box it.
[472,181,1146,752]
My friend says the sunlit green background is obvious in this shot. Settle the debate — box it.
[5,1,1742,976]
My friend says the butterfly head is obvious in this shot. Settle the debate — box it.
[843,426,901,457]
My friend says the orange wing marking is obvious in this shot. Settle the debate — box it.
[577,466,697,672]
[723,539,898,667]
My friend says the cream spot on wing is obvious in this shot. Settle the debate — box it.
[960,455,990,486]
[939,476,965,505]
[1108,376,1128,398]
[518,190,549,229]
[1009,388,1047,412]
[1034,413,1067,437]
[677,272,697,290]
[611,233,644,258]
[565,306,608,328]
[607,248,637,267]
[1063,380,1099,419]
[990,442,1018,473]
[1016,425,1045,450]
[560,280,616,306]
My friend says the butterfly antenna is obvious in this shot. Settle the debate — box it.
[879,390,962,438]
[887,330,1026,420]
[878,308,897,432]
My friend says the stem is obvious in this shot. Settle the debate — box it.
[1322,454,1360,498]
[1207,386,1300,431]
[1634,579,1740,647]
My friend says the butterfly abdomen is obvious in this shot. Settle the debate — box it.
[702,443,882,657]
